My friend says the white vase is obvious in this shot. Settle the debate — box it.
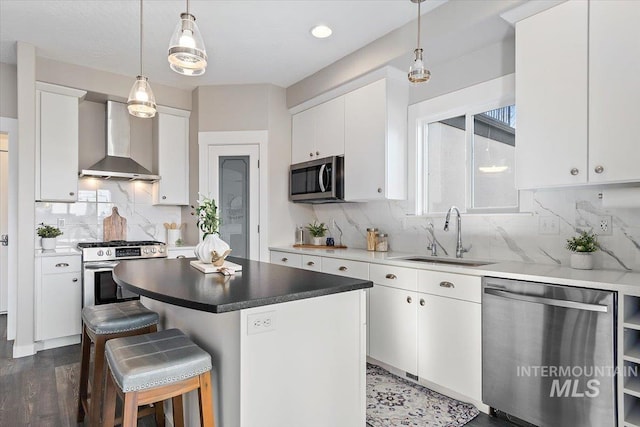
[41,237,57,250]
[570,252,594,270]
[195,234,232,265]
[311,236,323,246]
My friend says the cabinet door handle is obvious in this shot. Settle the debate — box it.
[69,191,75,196]
[406,296,412,304]
[162,196,167,200]
[439,281,455,288]
[339,266,348,271]
[55,263,69,268]
[377,187,383,193]
[307,261,315,266]
[177,255,186,259]
[72,278,78,282]
[309,152,313,157]
[281,257,288,262]
[570,168,579,176]
[316,151,320,155]
[385,273,397,279]
[420,298,425,306]
[594,165,604,174]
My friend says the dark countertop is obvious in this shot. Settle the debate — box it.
[113,257,373,313]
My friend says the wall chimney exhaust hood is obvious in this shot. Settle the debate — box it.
[80,101,160,182]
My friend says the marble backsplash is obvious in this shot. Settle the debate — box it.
[35,178,184,247]
[311,188,640,272]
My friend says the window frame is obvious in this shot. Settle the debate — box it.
[407,74,516,216]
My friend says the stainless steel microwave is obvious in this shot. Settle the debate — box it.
[289,156,344,203]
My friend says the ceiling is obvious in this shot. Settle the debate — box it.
[0,0,447,90]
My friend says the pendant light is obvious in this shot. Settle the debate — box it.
[408,0,431,83]
[128,0,157,118]
[168,0,207,76]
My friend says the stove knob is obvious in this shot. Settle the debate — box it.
[151,248,156,253]
[106,249,112,256]
[97,250,104,256]
[143,248,149,254]
[158,247,165,253]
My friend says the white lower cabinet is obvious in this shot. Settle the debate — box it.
[417,292,482,402]
[166,246,196,259]
[369,284,418,375]
[270,251,302,268]
[302,255,322,271]
[35,255,82,342]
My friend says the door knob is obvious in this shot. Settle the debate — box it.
[1,234,7,246]
[406,296,412,304]
[594,165,604,174]
[420,299,425,306]
[570,168,579,176]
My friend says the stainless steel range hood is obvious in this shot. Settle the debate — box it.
[80,101,160,181]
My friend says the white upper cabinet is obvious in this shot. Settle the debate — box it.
[153,106,190,205]
[588,1,640,183]
[515,0,588,189]
[36,82,86,202]
[516,0,640,189]
[291,96,344,164]
[344,78,408,201]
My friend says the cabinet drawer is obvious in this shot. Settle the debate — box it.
[167,247,196,259]
[418,270,481,303]
[370,264,417,292]
[270,251,302,268]
[302,255,322,272]
[321,258,369,280]
[41,256,81,274]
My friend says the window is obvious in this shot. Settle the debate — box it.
[407,74,517,215]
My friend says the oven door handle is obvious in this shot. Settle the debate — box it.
[84,262,119,270]
[484,288,608,313]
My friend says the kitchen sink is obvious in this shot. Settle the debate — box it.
[391,256,493,267]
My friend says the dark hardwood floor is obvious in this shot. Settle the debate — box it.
[0,314,515,426]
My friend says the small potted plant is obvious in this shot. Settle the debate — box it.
[566,230,599,270]
[191,195,231,265]
[306,221,328,246]
[37,223,63,250]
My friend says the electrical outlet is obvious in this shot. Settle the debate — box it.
[598,215,613,236]
[57,218,65,228]
[247,311,276,335]
[538,216,559,235]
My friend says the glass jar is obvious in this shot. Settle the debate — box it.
[366,228,378,251]
[376,233,389,252]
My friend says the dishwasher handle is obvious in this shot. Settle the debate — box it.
[484,288,608,313]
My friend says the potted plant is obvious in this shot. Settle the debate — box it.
[566,231,599,270]
[306,221,328,246]
[191,195,231,265]
[37,223,63,250]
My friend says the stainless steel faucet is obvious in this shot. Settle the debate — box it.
[444,206,468,258]
[426,222,437,256]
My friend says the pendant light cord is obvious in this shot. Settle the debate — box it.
[417,0,421,50]
[186,0,190,15]
[139,0,144,76]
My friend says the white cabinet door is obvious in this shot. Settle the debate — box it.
[345,80,387,200]
[369,283,417,375]
[417,293,481,402]
[301,255,322,271]
[167,247,196,259]
[588,1,640,183]
[270,251,302,268]
[313,96,345,160]
[515,0,588,189]
[153,109,189,205]
[36,271,82,341]
[38,90,82,201]
[291,108,316,164]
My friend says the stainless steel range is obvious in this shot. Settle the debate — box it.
[78,240,167,307]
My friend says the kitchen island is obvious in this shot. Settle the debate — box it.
[113,257,372,427]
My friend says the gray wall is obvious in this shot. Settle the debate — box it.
[0,62,17,119]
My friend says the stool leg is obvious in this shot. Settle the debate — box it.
[172,395,184,427]
[198,372,215,427]
[155,400,166,427]
[122,391,139,427]
[90,334,107,427]
[77,324,91,422]
[102,365,117,427]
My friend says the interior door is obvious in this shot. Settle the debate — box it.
[0,133,7,313]
[207,145,260,260]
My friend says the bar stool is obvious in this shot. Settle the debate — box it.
[102,328,215,427]
[77,300,160,426]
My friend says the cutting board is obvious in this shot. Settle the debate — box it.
[103,207,127,241]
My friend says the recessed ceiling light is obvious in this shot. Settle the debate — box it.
[311,25,333,39]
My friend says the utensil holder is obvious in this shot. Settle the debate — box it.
[167,229,181,246]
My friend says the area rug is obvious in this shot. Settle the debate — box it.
[367,363,479,427]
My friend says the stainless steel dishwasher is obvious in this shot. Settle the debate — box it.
[482,277,617,427]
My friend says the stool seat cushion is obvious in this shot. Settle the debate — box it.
[105,328,212,392]
[82,300,159,335]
